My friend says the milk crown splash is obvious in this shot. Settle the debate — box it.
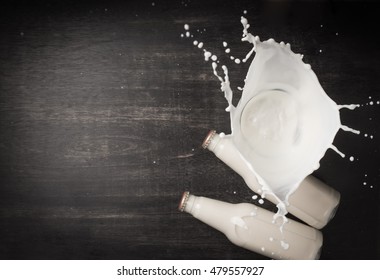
[210,16,359,213]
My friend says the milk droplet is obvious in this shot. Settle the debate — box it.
[365,134,368,137]
[377,101,380,104]
[204,51,212,61]
[230,56,235,60]
[151,2,155,6]
[233,191,236,194]
[349,156,354,162]
[243,10,247,14]
[281,241,290,250]
[336,32,339,36]
[338,104,360,110]
[370,135,374,139]
[197,42,203,48]
[363,182,367,185]
[258,199,264,204]
[252,195,258,200]
[330,144,345,158]
[185,31,190,37]
[225,48,230,53]
[223,41,228,47]
[193,40,198,45]
[261,247,265,252]
[180,34,184,38]
[231,216,248,229]
[319,49,323,53]
[341,125,360,135]
[234,58,241,64]
[211,55,217,61]
[370,101,374,105]
[184,24,189,30]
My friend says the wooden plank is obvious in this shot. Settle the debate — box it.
[0,0,379,259]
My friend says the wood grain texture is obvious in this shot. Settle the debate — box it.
[0,0,379,259]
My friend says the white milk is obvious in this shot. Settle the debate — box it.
[179,192,323,260]
[187,17,360,220]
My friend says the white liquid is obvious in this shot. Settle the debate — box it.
[281,240,290,250]
[203,16,360,217]
[337,104,360,110]
[233,17,343,204]
[204,51,212,61]
[341,125,360,135]
[330,145,345,158]
[181,13,370,226]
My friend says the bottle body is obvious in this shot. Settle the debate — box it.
[179,192,323,260]
[202,130,340,229]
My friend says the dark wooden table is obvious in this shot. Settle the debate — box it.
[0,0,379,260]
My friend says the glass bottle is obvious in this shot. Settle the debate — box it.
[179,192,323,259]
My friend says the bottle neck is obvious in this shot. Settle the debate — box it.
[180,192,238,234]
[202,130,220,151]
[203,131,262,192]
[203,131,237,165]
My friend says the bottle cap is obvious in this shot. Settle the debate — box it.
[202,130,216,149]
[178,191,190,212]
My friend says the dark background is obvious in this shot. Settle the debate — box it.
[0,0,379,259]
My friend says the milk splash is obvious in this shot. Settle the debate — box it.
[182,16,361,221]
